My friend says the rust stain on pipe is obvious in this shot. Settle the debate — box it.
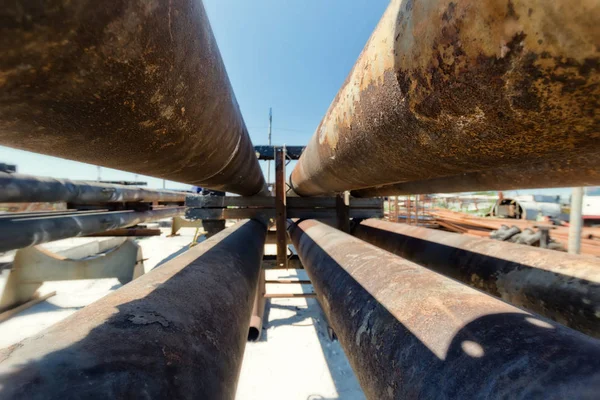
[0,172,187,204]
[291,0,600,196]
[353,151,600,196]
[289,219,600,398]
[0,0,265,196]
[353,219,600,337]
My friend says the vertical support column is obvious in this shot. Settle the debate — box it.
[394,196,399,222]
[569,187,584,254]
[275,147,288,268]
[336,192,350,233]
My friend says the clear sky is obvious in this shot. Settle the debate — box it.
[0,1,575,197]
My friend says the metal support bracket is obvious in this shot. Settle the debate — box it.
[275,146,288,268]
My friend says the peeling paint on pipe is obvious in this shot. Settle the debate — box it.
[0,219,267,399]
[291,0,600,196]
[0,0,265,196]
[289,219,600,399]
[352,219,600,337]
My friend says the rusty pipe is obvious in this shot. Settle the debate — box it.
[248,265,266,341]
[0,219,267,399]
[353,151,600,197]
[289,219,600,399]
[0,0,265,196]
[352,219,600,337]
[0,172,188,204]
[0,207,184,252]
[291,0,600,196]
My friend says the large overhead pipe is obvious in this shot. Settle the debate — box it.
[0,219,266,399]
[352,219,600,337]
[289,219,600,399]
[0,0,265,196]
[290,0,600,196]
[353,152,600,197]
[0,207,184,252]
[0,172,187,204]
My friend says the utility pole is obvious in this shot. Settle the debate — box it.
[569,187,584,254]
[97,166,101,182]
[266,107,273,187]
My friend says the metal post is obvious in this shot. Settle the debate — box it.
[335,192,350,233]
[267,108,273,187]
[569,187,584,254]
[275,147,287,268]
[352,219,600,337]
[289,219,600,399]
[0,219,267,399]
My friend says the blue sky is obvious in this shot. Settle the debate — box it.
[0,1,574,196]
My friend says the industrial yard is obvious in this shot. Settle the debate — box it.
[0,0,599,399]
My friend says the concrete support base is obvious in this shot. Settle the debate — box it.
[0,238,144,312]
[170,216,203,236]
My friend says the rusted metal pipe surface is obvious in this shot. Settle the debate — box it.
[0,219,267,399]
[248,266,266,341]
[0,207,184,252]
[0,0,265,196]
[291,0,600,196]
[353,152,600,196]
[353,219,600,337]
[289,219,600,399]
[0,172,187,204]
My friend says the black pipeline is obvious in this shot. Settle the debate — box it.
[0,219,267,399]
[352,219,600,338]
[0,172,187,204]
[0,0,265,195]
[0,207,184,252]
[290,219,600,399]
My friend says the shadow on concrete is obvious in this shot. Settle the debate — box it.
[152,236,206,270]
[6,301,84,319]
